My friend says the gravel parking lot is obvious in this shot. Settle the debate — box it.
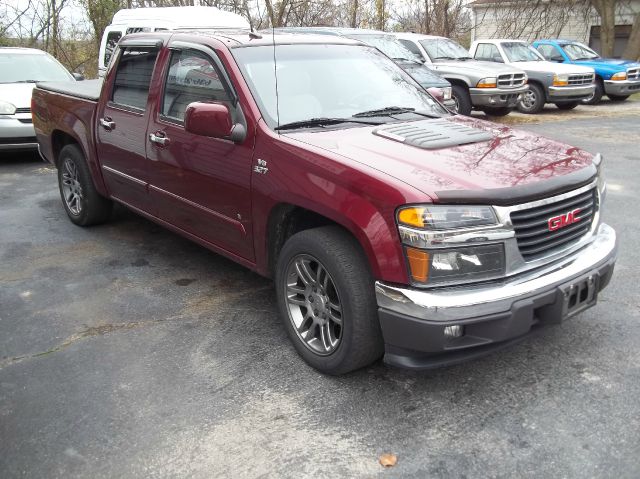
[1,108,639,478]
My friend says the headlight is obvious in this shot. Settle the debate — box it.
[397,205,498,230]
[476,77,497,88]
[441,86,452,100]
[611,71,627,81]
[0,100,16,115]
[552,74,569,86]
[397,205,505,285]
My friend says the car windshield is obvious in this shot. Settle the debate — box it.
[420,38,471,60]
[502,42,543,62]
[233,44,448,129]
[562,42,600,60]
[0,52,73,83]
[350,34,422,62]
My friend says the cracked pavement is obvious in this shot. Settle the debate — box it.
[1,114,640,478]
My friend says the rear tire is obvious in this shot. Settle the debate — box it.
[482,107,512,117]
[517,83,545,114]
[451,84,473,116]
[556,102,579,110]
[275,226,384,375]
[608,94,629,102]
[57,144,112,226]
[581,78,603,105]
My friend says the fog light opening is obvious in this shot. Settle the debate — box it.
[444,325,464,339]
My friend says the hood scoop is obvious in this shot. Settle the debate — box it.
[373,118,493,150]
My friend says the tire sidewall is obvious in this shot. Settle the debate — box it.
[58,145,93,225]
[517,83,544,113]
[581,79,603,105]
[451,84,472,116]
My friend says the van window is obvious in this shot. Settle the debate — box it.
[111,47,159,110]
[104,31,122,67]
[161,49,232,121]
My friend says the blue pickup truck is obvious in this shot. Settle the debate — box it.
[533,39,640,104]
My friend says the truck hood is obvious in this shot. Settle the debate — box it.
[0,82,35,109]
[285,115,595,205]
[432,59,523,76]
[574,58,640,72]
[511,61,594,75]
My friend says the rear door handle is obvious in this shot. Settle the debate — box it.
[149,131,170,147]
[99,117,115,131]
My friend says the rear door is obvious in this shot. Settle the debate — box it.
[145,41,255,261]
[96,39,161,213]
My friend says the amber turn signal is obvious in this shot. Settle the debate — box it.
[406,247,429,283]
[398,207,425,228]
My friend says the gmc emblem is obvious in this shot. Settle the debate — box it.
[548,208,582,231]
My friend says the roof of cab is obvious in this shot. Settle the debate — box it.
[168,30,364,48]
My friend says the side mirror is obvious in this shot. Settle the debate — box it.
[492,55,504,63]
[550,55,564,62]
[184,102,246,143]
[73,72,84,81]
[427,87,444,103]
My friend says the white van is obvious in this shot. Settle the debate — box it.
[98,6,250,77]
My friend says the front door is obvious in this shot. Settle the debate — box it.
[145,43,254,261]
[96,43,160,212]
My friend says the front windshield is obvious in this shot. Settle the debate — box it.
[0,53,72,83]
[352,34,422,62]
[502,42,543,62]
[420,38,471,60]
[233,44,447,128]
[562,42,599,60]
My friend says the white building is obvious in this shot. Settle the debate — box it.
[470,0,640,57]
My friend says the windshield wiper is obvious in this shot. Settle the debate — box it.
[352,106,439,118]
[433,56,456,60]
[13,80,39,83]
[275,117,382,131]
[457,56,473,60]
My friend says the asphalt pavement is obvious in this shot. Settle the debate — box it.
[1,113,639,478]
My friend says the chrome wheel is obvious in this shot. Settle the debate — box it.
[451,94,460,113]
[61,158,83,216]
[284,254,343,356]
[520,90,537,110]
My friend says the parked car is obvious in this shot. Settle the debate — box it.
[32,31,617,374]
[470,39,596,114]
[98,6,250,77]
[273,27,455,109]
[394,33,529,116]
[0,47,77,152]
[533,39,640,104]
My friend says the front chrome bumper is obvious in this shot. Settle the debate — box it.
[604,79,640,96]
[376,223,616,323]
[469,85,529,107]
[0,115,37,151]
[548,84,595,100]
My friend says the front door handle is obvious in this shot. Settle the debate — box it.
[99,117,115,131]
[149,131,170,147]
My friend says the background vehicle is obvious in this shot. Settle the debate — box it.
[0,47,76,151]
[470,39,595,114]
[98,6,250,77]
[274,27,455,109]
[32,31,616,374]
[394,32,528,116]
[533,39,640,104]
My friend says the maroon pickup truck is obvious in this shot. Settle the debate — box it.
[32,31,617,374]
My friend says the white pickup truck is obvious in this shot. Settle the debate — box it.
[470,39,596,114]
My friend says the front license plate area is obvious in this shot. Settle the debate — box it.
[560,274,598,319]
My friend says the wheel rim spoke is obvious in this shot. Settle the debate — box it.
[61,159,82,215]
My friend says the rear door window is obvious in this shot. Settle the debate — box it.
[111,47,159,111]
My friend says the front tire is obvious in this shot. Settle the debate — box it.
[556,102,579,110]
[451,84,473,116]
[275,226,383,375]
[517,83,545,114]
[482,107,512,117]
[608,94,630,102]
[57,144,112,226]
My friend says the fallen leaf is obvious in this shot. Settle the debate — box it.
[379,453,397,467]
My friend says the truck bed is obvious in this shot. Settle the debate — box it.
[36,79,103,101]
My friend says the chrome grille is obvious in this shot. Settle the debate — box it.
[15,107,31,114]
[568,73,594,85]
[628,68,640,80]
[497,73,527,88]
[511,188,597,261]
